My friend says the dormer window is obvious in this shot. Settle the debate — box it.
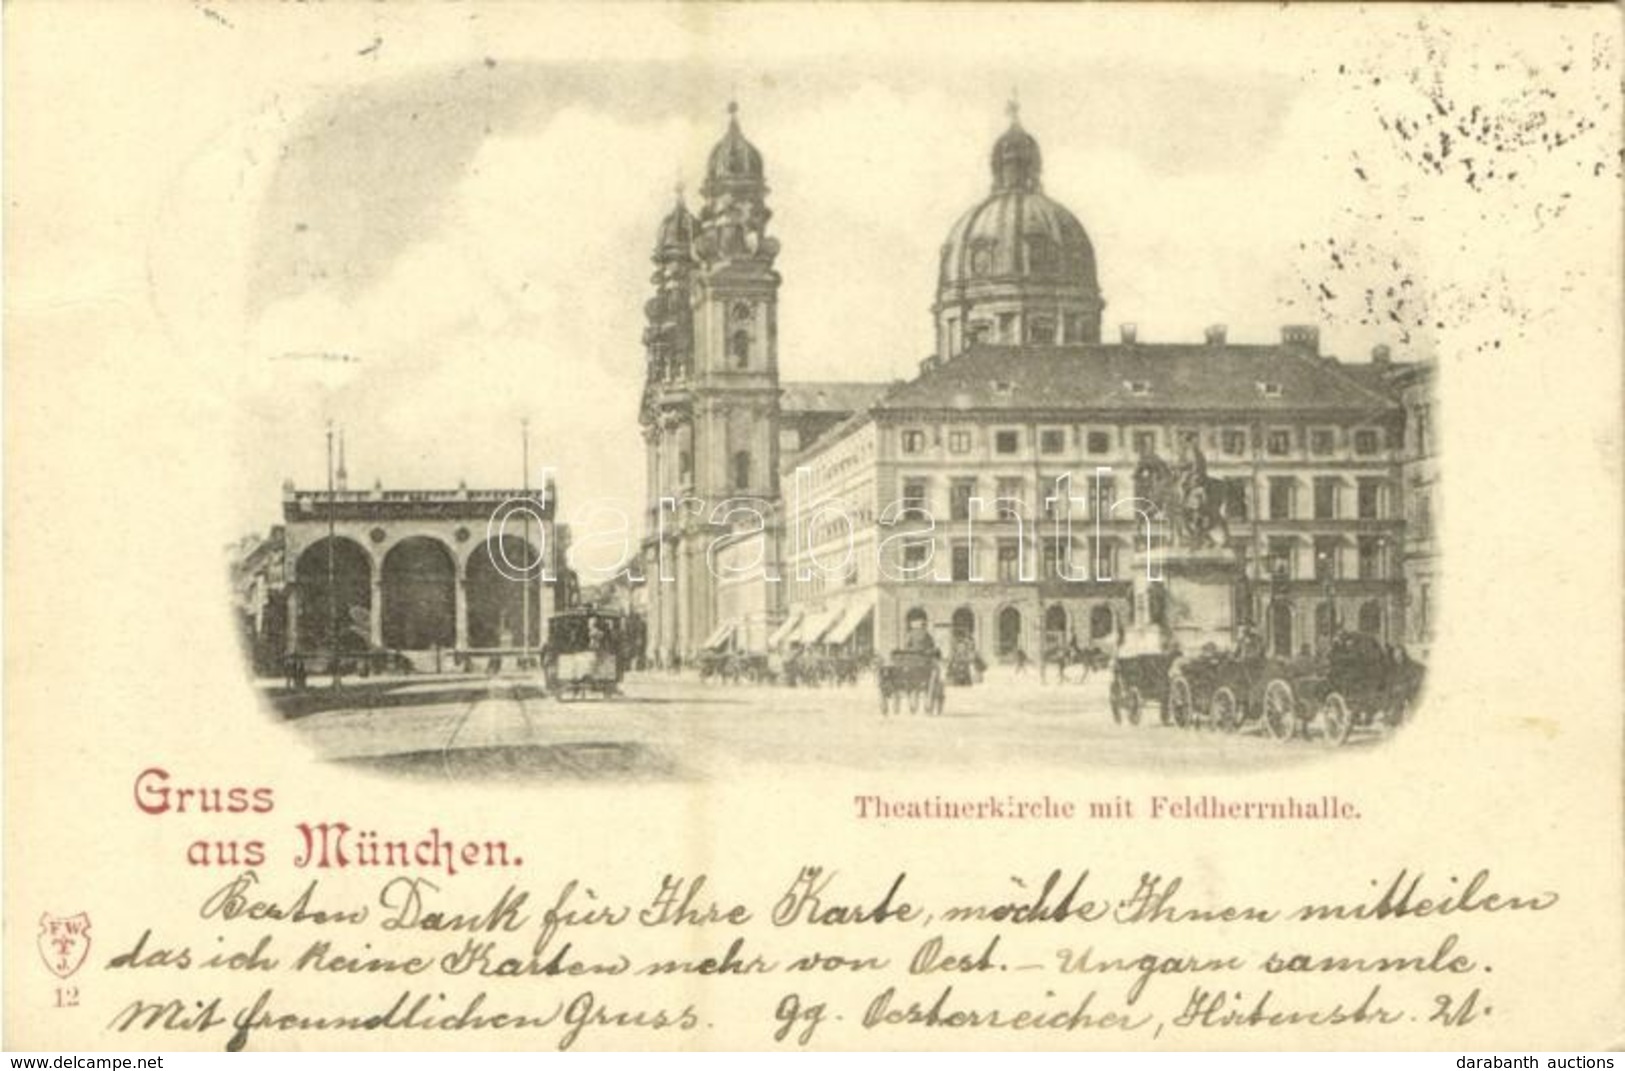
[1124,380,1151,396]
[1256,381,1284,398]
[990,379,1014,397]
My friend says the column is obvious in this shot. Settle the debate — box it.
[454,577,469,651]
[286,587,300,655]
[369,577,383,649]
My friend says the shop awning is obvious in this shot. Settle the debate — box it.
[701,621,737,651]
[825,600,874,646]
[798,606,843,645]
[767,607,805,649]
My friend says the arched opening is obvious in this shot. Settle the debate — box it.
[998,606,1023,657]
[1315,601,1337,651]
[729,330,750,368]
[1089,604,1115,640]
[951,606,976,642]
[1044,603,1068,638]
[1358,600,1383,637]
[1269,601,1294,658]
[465,536,541,649]
[295,538,371,652]
[905,606,929,630]
[733,450,751,491]
[1148,584,1168,627]
[381,538,456,650]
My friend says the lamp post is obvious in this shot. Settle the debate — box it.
[521,418,532,669]
[325,422,341,689]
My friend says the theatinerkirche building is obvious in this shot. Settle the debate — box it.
[637,102,1436,666]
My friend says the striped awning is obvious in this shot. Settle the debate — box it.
[798,606,844,645]
[767,607,805,649]
[701,620,738,651]
[825,600,874,646]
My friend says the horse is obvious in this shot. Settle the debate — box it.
[1133,454,1233,549]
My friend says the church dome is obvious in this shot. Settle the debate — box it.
[654,190,697,259]
[933,104,1104,354]
[702,102,764,196]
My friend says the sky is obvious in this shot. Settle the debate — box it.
[136,5,1619,551]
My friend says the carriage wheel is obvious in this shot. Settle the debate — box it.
[1262,680,1294,740]
[1319,692,1353,747]
[1127,687,1143,727]
[1211,687,1239,733]
[1169,675,1193,729]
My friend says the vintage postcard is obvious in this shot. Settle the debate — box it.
[4,1,1622,1052]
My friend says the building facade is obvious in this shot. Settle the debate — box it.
[277,479,562,667]
[639,103,1437,665]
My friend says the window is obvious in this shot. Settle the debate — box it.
[901,429,926,454]
[1415,404,1432,456]
[998,313,1018,342]
[1257,381,1284,399]
[1093,540,1118,580]
[1125,380,1152,396]
[1357,478,1383,519]
[951,544,973,582]
[949,479,976,522]
[1133,430,1157,458]
[1027,316,1056,343]
[995,430,1020,455]
[1042,474,1069,520]
[1224,477,1250,520]
[995,477,1024,519]
[1354,429,1381,456]
[1266,538,1295,580]
[1413,490,1432,540]
[1039,428,1066,455]
[729,330,750,368]
[733,450,751,490]
[948,429,972,454]
[1358,600,1383,635]
[1221,429,1248,456]
[968,321,992,345]
[1313,477,1339,520]
[1086,430,1111,455]
[1358,536,1384,580]
[1310,428,1335,455]
[1064,314,1086,343]
[902,542,929,572]
[901,479,928,521]
[1266,429,1293,456]
[1314,537,1339,581]
[1094,476,1117,518]
[1268,477,1295,520]
[679,450,692,479]
[997,541,1022,582]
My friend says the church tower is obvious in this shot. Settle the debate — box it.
[640,103,783,659]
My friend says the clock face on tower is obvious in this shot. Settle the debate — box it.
[730,300,754,323]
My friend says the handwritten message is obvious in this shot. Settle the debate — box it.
[97,863,1557,1050]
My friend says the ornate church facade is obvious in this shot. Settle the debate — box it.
[638,104,1436,665]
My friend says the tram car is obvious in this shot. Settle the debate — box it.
[543,607,625,701]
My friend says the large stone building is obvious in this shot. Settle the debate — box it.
[638,103,1437,664]
[260,469,566,669]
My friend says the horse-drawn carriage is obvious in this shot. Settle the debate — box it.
[544,608,624,701]
[1251,632,1422,745]
[1108,651,1175,725]
[1134,632,1421,746]
[878,649,945,715]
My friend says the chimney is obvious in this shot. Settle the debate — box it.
[1280,324,1320,356]
[1371,343,1392,365]
[1205,324,1228,346]
[1119,323,1138,344]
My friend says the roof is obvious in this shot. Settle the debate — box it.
[875,344,1403,415]
[780,380,892,415]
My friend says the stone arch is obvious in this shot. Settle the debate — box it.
[294,537,372,652]
[1089,603,1116,640]
[951,605,977,641]
[997,605,1023,657]
[381,536,456,650]
[465,535,542,649]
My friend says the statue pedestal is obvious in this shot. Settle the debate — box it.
[1130,545,1243,655]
